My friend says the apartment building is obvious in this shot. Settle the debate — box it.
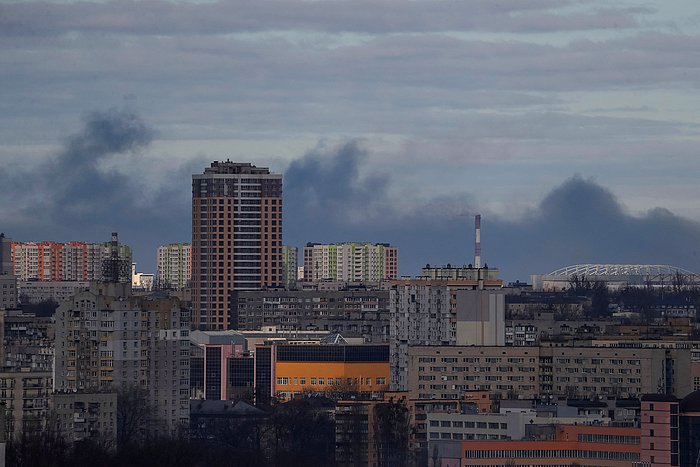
[0,310,54,438]
[232,287,391,343]
[0,372,52,438]
[53,282,190,435]
[390,278,504,390]
[281,245,297,289]
[10,241,131,282]
[303,243,398,282]
[192,161,283,330]
[408,344,688,401]
[17,280,89,304]
[156,243,191,290]
[0,274,16,310]
[52,392,117,447]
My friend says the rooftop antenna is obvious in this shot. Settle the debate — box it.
[474,214,482,269]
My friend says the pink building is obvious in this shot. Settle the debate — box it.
[640,394,679,466]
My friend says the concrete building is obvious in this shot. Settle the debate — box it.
[192,161,283,330]
[0,372,52,438]
[232,287,391,343]
[10,240,131,282]
[0,275,17,310]
[156,243,191,290]
[131,264,154,291]
[335,399,382,467]
[17,280,89,304]
[281,245,297,289]
[52,392,117,447]
[1,310,53,372]
[53,282,190,436]
[0,234,15,310]
[303,243,398,282]
[420,265,500,282]
[0,234,12,275]
[408,344,689,401]
[453,289,506,347]
[390,276,504,390]
[0,310,54,438]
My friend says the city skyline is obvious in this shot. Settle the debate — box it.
[2,0,700,280]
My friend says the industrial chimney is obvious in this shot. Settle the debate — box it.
[474,214,481,269]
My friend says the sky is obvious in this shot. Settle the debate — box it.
[1,0,700,281]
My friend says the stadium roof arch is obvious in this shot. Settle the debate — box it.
[548,264,696,277]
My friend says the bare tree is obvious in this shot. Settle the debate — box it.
[117,384,154,448]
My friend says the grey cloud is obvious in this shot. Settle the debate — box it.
[0,1,645,36]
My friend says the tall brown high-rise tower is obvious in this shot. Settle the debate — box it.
[192,161,283,330]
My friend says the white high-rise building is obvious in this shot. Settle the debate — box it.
[303,242,398,282]
[156,243,191,290]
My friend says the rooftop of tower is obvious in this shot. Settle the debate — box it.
[203,160,273,175]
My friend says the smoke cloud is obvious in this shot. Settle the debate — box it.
[3,113,699,281]
[284,140,391,243]
[285,148,700,281]
[0,108,192,270]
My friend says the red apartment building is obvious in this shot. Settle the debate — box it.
[192,161,282,330]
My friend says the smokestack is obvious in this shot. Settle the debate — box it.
[474,214,481,269]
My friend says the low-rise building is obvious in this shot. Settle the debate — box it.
[254,343,390,403]
[458,424,641,466]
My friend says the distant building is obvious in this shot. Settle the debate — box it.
[53,282,190,436]
[254,343,390,403]
[532,263,700,291]
[17,280,89,304]
[408,343,691,402]
[0,275,17,309]
[52,392,117,448]
[0,234,12,275]
[390,275,504,391]
[192,161,283,330]
[281,246,298,289]
[459,424,641,466]
[189,327,369,401]
[10,240,131,282]
[0,310,54,438]
[156,243,191,290]
[303,243,398,282]
[131,264,154,291]
[420,264,500,282]
[232,287,391,343]
[188,330,251,401]
[0,371,52,438]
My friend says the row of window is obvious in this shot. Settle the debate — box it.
[276,376,386,386]
[464,449,640,460]
[430,420,507,429]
